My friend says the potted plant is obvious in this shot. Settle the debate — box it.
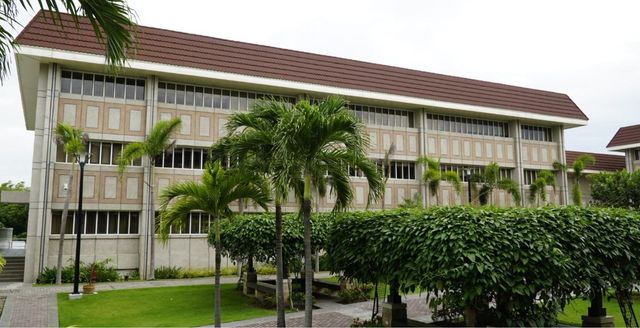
[82,264,97,294]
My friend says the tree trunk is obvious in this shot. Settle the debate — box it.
[215,216,222,328]
[275,202,286,327]
[148,160,156,280]
[56,164,75,284]
[303,174,313,327]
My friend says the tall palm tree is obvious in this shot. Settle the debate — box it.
[117,117,181,280]
[471,162,521,206]
[211,98,300,327]
[554,154,595,206]
[2,0,135,81]
[158,161,270,328]
[418,156,461,206]
[274,96,384,326]
[380,143,395,210]
[53,122,87,284]
[528,170,556,207]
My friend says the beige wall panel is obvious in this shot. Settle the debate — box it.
[384,187,392,206]
[541,148,548,162]
[83,175,96,199]
[397,187,406,204]
[85,105,100,128]
[104,176,117,199]
[57,174,70,198]
[440,138,448,156]
[464,140,471,157]
[496,144,504,159]
[160,112,172,121]
[169,238,190,268]
[108,108,121,130]
[396,134,404,152]
[522,146,529,161]
[198,114,212,138]
[383,133,391,150]
[63,103,77,125]
[129,109,142,132]
[218,117,228,137]
[485,143,493,159]
[126,177,139,200]
[179,114,192,135]
[369,132,378,151]
[474,142,482,158]
[531,146,539,162]
[409,135,417,153]
[452,139,460,157]
[355,186,365,205]
[507,144,514,160]
[428,137,436,154]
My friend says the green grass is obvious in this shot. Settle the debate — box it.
[557,295,640,327]
[57,284,275,327]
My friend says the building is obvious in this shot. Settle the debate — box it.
[607,124,640,171]
[14,11,589,282]
[564,150,626,205]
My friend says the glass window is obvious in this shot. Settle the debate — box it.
[193,149,202,169]
[56,147,67,163]
[230,91,238,110]
[195,87,204,107]
[183,148,192,169]
[238,92,247,111]
[61,71,72,93]
[382,109,389,126]
[157,82,166,102]
[119,214,129,234]
[89,142,100,164]
[71,72,83,94]
[204,88,213,107]
[101,143,112,165]
[104,76,115,98]
[213,89,222,108]
[176,84,185,105]
[185,86,194,106]
[136,80,145,101]
[247,93,256,110]
[166,83,176,104]
[84,211,96,234]
[97,212,108,234]
[125,79,136,100]
[82,74,94,96]
[163,151,172,168]
[199,214,209,233]
[221,90,230,109]
[129,212,139,234]
[111,143,122,165]
[115,77,126,98]
[190,214,200,234]
[93,75,104,97]
[108,212,118,234]
[173,148,183,168]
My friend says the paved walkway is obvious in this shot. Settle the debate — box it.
[0,273,433,327]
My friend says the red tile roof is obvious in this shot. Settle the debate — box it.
[16,11,588,121]
[607,124,640,148]
[565,150,625,172]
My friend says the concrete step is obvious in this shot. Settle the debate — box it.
[0,256,25,282]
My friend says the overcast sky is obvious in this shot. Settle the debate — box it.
[1,0,639,185]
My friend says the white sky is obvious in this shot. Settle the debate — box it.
[1,0,639,185]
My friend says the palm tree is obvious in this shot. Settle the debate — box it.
[418,156,461,206]
[53,122,87,284]
[274,96,384,326]
[2,0,135,81]
[528,170,556,207]
[471,162,521,206]
[117,117,181,280]
[211,98,300,327]
[554,154,595,206]
[380,143,395,210]
[158,161,270,328]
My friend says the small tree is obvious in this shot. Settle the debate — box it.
[554,154,595,207]
[528,170,556,207]
[471,162,521,206]
[158,161,270,328]
[418,156,461,206]
[117,117,181,280]
[53,122,87,285]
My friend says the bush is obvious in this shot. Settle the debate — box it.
[290,291,313,310]
[339,281,374,303]
[154,266,182,279]
[37,258,119,284]
[327,207,640,326]
[253,294,277,309]
[351,316,385,327]
[182,268,215,278]
[255,264,276,275]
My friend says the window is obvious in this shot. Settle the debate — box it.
[51,211,140,235]
[634,149,640,161]
[157,82,296,111]
[60,70,145,100]
[56,142,141,166]
[347,104,415,128]
[521,125,553,142]
[426,114,509,138]
[440,164,513,182]
[376,161,416,180]
[158,212,211,234]
[154,147,210,169]
[523,169,539,185]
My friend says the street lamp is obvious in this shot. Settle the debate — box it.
[71,133,90,299]
[464,169,472,205]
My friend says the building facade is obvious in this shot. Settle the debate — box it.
[15,12,589,282]
[607,124,640,172]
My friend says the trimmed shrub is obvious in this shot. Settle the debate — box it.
[37,258,119,284]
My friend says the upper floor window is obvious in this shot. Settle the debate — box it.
[157,82,295,110]
[521,125,553,142]
[56,141,141,166]
[441,164,513,182]
[348,104,415,128]
[60,70,145,101]
[426,114,509,137]
[376,161,416,180]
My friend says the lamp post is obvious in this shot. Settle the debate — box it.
[71,134,89,298]
[464,169,472,205]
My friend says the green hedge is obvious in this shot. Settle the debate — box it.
[326,206,640,326]
[214,213,332,266]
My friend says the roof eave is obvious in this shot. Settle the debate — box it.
[15,52,41,131]
[16,45,590,127]
[607,143,640,152]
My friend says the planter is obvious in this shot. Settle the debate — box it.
[83,284,96,294]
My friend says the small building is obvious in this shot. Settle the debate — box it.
[607,124,640,171]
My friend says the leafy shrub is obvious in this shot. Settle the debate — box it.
[128,269,140,280]
[290,291,312,310]
[328,207,640,326]
[182,268,215,278]
[351,316,385,327]
[253,294,277,309]
[255,264,277,275]
[339,282,373,303]
[220,266,237,276]
[37,258,119,284]
[154,266,182,279]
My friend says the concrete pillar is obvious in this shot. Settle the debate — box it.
[555,126,570,205]
[511,120,525,206]
[419,108,429,208]
[139,75,157,279]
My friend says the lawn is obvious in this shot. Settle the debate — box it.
[58,283,275,327]
[557,295,640,327]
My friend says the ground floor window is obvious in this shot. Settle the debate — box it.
[51,210,139,235]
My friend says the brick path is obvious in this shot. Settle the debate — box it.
[0,274,433,327]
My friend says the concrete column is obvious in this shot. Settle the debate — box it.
[555,126,570,205]
[511,121,525,206]
[419,108,429,208]
[25,63,57,283]
[138,75,157,279]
